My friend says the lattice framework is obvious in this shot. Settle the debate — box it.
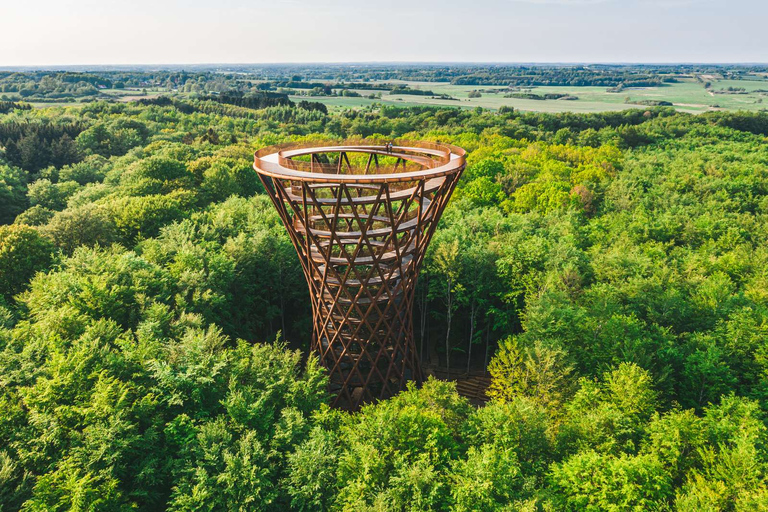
[254,141,465,409]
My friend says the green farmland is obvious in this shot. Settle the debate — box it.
[291,78,768,114]
[5,66,767,114]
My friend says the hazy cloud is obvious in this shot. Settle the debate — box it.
[0,0,762,65]
[508,0,706,5]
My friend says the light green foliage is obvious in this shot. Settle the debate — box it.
[463,397,552,480]
[0,224,54,299]
[196,157,261,202]
[110,191,191,242]
[489,143,622,215]
[487,337,574,411]
[0,163,28,224]
[335,379,470,511]
[557,364,658,455]
[284,409,344,512]
[23,245,172,328]
[674,395,768,510]
[642,409,705,482]
[27,178,81,211]
[456,176,505,207]
[41,204,117,253]
[451,445,523,512]
[58,155,109,185]
[13,204,54,226]
[604,362,658,420]
[119,156,193,197]
[551,450,672,511]
[0,246,327,510]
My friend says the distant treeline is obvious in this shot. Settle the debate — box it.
[606,79,676,92]
[390,86,435,96]
[206,91,292,109]
[275,80,436,97]
[137,94,328,116]
[0,101,31,114]
[269,68,681,88]
[505,92,579,101]
[625,99,674,107]
[275,80,387,92]
[267,63,767,84]
[2,66,765,105]
[455,74,676,87]
[0,72,110,99]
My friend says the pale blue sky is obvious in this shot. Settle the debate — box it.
[1,0,764,66]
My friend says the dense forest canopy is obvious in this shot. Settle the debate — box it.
[1,88,768,510]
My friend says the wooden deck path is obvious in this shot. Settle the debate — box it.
[427,369,492,406]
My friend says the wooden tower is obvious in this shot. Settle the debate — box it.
[254,141,465,409]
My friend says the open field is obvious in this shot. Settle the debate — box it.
[24,88,170,109]
[291,78,768,114]
[14,71,768,114]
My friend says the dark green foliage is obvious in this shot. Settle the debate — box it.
[297,100,328,115]
[0,121,84,172]
[119,156,192,196]
[390,86,436,96]
[136,196,306,342]
[76,117,150,157]
[208,91,293,110]
[0,101,31,114]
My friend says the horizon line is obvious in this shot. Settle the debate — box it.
[2,61,768,71]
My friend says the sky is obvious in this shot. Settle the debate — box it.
[1,0,765,66]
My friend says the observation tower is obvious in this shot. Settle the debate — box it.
[254,141,465,409]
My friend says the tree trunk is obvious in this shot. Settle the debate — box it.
[445,309,451,378]
[419,276,428,364]
[445,280,452,378]
[419,313,425,365]
[484,323,491,375]
[467,303,476,375]
[280,290,286,341]
[277,259,287,341]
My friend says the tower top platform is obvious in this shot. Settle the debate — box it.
[254,141,466,184]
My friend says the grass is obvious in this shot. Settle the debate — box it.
[291,78,768,114]
[27,88,167,109]
[24,77,768,114]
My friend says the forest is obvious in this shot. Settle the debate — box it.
[1,93,768,510]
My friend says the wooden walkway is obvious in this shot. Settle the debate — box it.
[427,369,492,406]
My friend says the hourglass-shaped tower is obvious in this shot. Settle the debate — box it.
[254,141,465,409]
